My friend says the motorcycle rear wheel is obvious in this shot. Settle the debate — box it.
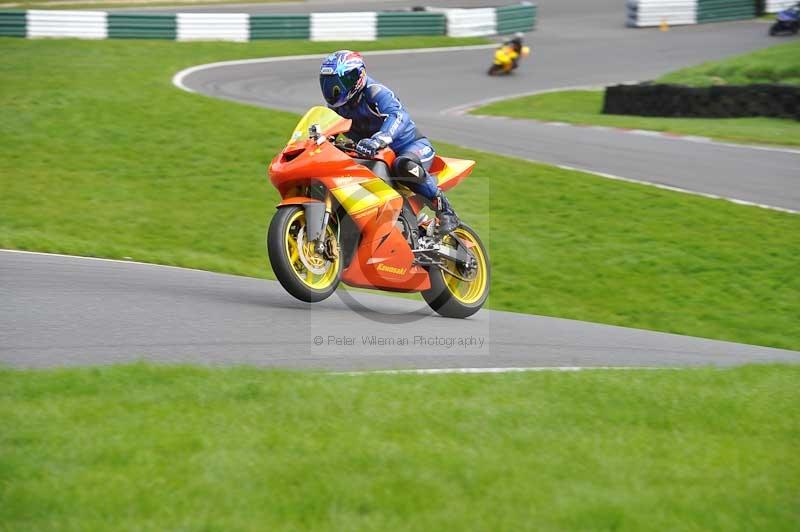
[422,224,490,318]
[267,205,341,302]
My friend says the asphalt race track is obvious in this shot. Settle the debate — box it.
[2,1,799,369]
[3,251,800,369]
[177,0,800,211]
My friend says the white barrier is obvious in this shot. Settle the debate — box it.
[428,7,498,37]
[627,0,697,27]
[177,13,248,42]
[6,4,535,42]
[27,10,107,39]
[310,12,377,41]
[766,0,796,13]
[447,8,498,37]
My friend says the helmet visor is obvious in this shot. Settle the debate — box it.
[320,74,347,107]
[338,67,362,92]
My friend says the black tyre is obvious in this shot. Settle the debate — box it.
[488,64,502,76]
[267,205,341,303]
[422,224,490,319]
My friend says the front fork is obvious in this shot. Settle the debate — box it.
[303,191,334,256]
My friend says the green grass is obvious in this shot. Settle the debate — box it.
[657,40,800,86]
[2,39,800,351]
[1,364,798,531]
[473,41,800,147]
[475,89,800,146]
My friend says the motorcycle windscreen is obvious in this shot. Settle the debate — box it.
[287,106,352,146]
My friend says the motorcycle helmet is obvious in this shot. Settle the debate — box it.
[509,32,524,52]
[319,50,367,108]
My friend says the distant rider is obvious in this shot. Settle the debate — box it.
[499,32,527,71]
[319,50,459,235]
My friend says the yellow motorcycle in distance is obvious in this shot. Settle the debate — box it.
[488,39,530,76]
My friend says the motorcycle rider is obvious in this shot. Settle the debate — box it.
[500,32,527,71]
[319,50,460,235]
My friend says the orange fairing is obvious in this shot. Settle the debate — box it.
[430,156,475,192]
[268,107,475,293]
[270,137,376,197]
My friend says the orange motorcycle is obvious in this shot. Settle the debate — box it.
[266,107,490,318]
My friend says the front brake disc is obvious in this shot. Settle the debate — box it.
[297,227,331,275]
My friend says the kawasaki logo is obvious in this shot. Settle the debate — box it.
[377,263,406,275]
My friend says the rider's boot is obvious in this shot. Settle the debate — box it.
[433,190,460,236]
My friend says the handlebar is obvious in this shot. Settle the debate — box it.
[329,135,393,161]
[332,136,356,151]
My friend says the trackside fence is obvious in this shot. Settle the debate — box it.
[0,3,536,41]
[627,0,777,27]
[604,83,800,120]
[698,0,756,23]
[496,2,539,34]
[766,0,796,13]
[107,14,176,40]
[377,12,447,37]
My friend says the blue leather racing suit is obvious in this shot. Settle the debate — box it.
[329,77,438,200]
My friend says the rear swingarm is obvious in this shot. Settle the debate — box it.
[412,234,478,281]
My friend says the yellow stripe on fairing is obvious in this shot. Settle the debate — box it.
[436,159,474,187]
[331,178,400,215]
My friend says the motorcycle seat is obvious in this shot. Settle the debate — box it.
[354,158,395,186]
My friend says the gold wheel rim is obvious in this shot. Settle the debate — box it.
[441,228,487,305]
[284,210,339,290]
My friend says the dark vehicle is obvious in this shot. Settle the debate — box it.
[770,2,800,35]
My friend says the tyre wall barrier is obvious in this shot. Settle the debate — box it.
[108,14,176,40]
[249,14,309,40]
[177,13,248,42]
[27,10,107,39]
[311,11,377,41]
[698,0,756,23]
[496,2,538,34]
[766,1,796,13]
[627,0,697,27]
[0,3,536,41]
[603,83,800,120]
[627,0,761,27]
[427,2,536,37]
[444,7,498,37]
[0,10,25,37]
[377,12,446,37]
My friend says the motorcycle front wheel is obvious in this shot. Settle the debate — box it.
[422,224,490,318]
[267,205,341,302]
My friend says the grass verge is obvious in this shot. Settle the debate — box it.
[474,89,800,146]
[1,38,799,350]
[657,40,800,86]
[1,364,799,531]
[473,41,800,147]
